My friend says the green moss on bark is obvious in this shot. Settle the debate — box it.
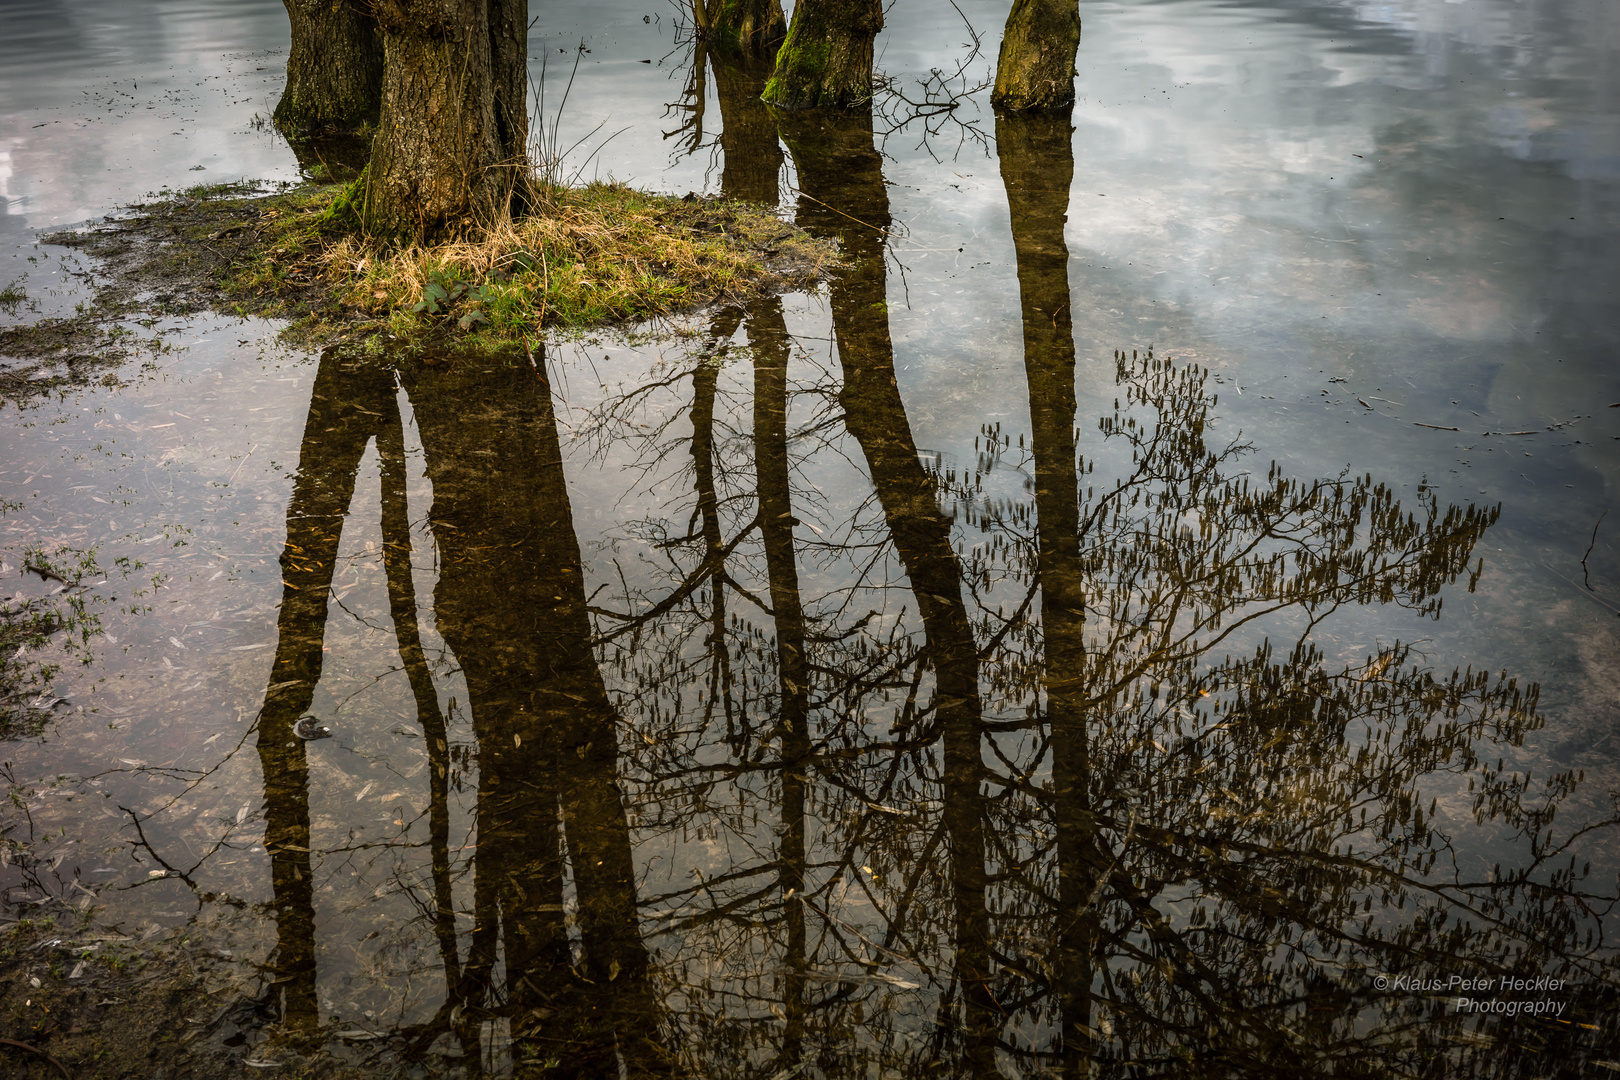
[705,0,787,55]
[761,0,881,110]
[991,0,1081,111]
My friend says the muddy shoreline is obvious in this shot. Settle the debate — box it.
[0,181,330,405]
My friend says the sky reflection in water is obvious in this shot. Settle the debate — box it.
[1,0,1617,1075]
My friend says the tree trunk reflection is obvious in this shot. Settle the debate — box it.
[254,352,398,1033]
[230,107,1620,1078]
[782,109,999,1078]
[751,294,813,1070]
[999,107,1106,1078]
[406,354,669,1076]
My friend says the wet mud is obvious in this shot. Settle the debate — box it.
[0,183,327,404]
[0,914,368,1080]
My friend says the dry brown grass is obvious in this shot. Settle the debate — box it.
[227,180,834,345]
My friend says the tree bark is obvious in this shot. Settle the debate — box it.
[992,0,1081,111]
[274,0,384,134]
[488,0,531,164]
[762,0,882,110]
[705,0,787,56]
[365,0,530,241]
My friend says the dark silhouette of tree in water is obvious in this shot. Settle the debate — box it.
[232,67,1618,1074]
[940,101,1620,1074]
[249,347,674,1074]
[997,105,1097,1078]
[560,89,1619,1078]
[777,106,1002,1078]
[396,353,673,1076]
[242,331,1619,1076]
[949,345,1619,1077]
[251,351,396,1035]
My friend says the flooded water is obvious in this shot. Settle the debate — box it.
[3,0,1619,1075]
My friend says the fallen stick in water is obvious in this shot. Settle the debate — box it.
[0,1037,73,1080]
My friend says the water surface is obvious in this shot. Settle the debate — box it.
[2,0,1618,1075]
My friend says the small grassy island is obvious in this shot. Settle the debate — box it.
[0,177,834,397]
[219,177,834,344]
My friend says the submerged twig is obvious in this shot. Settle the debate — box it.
[0,1036,73,1079]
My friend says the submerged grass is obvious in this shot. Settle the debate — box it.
[217,179,834,348]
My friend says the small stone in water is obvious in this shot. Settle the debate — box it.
[294,716,332,740]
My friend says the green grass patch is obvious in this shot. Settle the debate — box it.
[0,279,25,312]
[214,180,834,349]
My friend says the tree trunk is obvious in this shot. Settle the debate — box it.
[705,0,787,56]
[274,0,383,134]
[992,0,1080,111]
[365,0,529,241]
[762,0,882,110]
[488,0,531,164]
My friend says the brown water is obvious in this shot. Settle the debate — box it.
[2,0,1618,1076]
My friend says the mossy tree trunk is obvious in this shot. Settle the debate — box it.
[365,0,530,242]
[992,0,1080,111]
[704,0,787,56]
[761,0,882,110]
[274,0,384,134]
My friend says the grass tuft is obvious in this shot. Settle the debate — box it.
[218,181,834,348]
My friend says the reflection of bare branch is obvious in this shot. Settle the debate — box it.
[115,805,201,897]
[661,41,709,157]
[589,510,762,639]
